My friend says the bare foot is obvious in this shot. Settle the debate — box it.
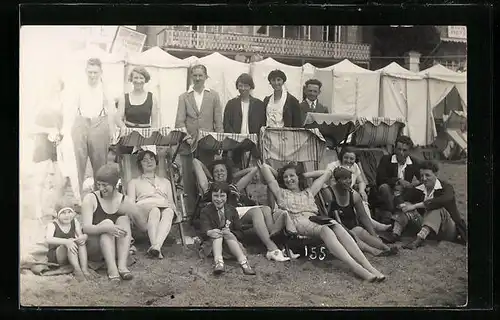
[158,252,164,259]
[73,271,86,282]
[82,269,98,280]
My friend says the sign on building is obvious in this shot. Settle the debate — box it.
[447,26,467,40]
[110,26,147,56]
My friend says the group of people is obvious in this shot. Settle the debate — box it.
[33,57,467,283]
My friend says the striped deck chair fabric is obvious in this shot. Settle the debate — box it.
[355,117,406,147]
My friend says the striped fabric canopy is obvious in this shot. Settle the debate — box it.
[113,127,190,147]
[196,131,258,152]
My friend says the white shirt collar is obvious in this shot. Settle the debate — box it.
[391,154,413,165]
[416,178,443,192]
[188,86,210,93]
[306,98,317,107]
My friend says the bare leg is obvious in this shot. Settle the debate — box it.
[115,216,132,273]
[98,221,119,278]
[55,245,85,281]
[152,208,175,253]
[352,226,390,251]
[77,244,91,276]
[243,208,280,252]
[147,207,161,247]
[331,225,385,279]
[356,238,383,256]
[212,237,223,263]
[318,226,376,281]
[362,201,391,231]
[225,239,247,263]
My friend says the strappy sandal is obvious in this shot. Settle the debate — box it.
[108,275,121,282]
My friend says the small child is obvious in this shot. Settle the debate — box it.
[45,202,94,281]
[200,181,256,276]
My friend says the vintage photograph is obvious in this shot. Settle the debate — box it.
[20,25,467,307]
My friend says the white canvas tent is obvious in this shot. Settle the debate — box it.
[250,57,303,102]
[197,52,251,110]
[377,62,428,146]
[126,46,189,127]
[419,64,467,145]
[315,59,380,117]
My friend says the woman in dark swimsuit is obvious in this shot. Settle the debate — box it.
[81,163,139,281]
[330,167,398,257]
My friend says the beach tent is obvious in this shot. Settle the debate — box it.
[419,64,467,145]
[377,62,428,146]
[195,52,251,111]
[250,57,303,102]
[314,59,380,117]
[126,46,189,128]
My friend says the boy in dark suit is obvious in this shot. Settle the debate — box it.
[200,181,256,275]
[397,160,467,249]
[299,79,329,124]
[375,135,421,227]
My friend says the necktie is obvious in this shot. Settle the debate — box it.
[311,100,316,110]
[218,209,225,226]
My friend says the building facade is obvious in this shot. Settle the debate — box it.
[431,26,467,71]
[137,25,371,68]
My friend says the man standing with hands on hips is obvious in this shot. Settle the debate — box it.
[62,58,117,197]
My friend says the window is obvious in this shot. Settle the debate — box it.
[222,26,253,34]
[322,26,343,42]
[253,26,269,36]
[299,26,311,40]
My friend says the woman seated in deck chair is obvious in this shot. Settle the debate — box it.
[193,157,291,262]
[258,161,386,282]
[306,146,391,232]
[127,150,180,259]
[329,167,399,257]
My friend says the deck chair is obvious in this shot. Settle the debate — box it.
[114,127,191,246]
[349,117,406,216]
[189,131,260,238]
[260,126,334,260]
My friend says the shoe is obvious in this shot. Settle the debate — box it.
[213,261,225,275]
[379,232,400,244]
[118,270,134,281]
[129,245,137,255]
[240,261,256,275]
[377,246,399,257]
[282,249,300,259]
[266,249,290,262]
[403,237,424,250]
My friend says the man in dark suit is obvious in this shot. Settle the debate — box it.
[387,160,467,248]
[299,79,329,124]
[375,135,421,225]
[223,73,266,134]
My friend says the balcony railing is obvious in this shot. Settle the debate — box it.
[157,27,370,62]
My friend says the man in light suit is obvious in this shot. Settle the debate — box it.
[175,64,223,215]
[299,79,329,124]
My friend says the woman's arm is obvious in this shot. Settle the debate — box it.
[45,223,73,246]
[115,96,126,129]
[353,192,377,236]
[81,194,110,235]
[127,179,137,203]
[257,162,281,201]
[233,167,253,180]
[309,170,332,196]
[150,94,160,128]
[193,158,210,194]
[303,170,328,179]
[235,167,259,191]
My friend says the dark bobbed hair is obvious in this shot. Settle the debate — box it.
[136,150,159,173]
[395,135,414,149]
[277,163,307,191]
[209,159,233,183]
[304,78,322,89]
[420,160,440,173]
[128,66,151,83]
[333,166,352,181]
[338,146,358,163]
[209,181,230,196]
[235,73,255,90]
[267,69,287,83]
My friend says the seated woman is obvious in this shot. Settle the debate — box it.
[81,163,135,282]
[127,150,179,259]
[258,161,386,282]
[330,167,398,257]
[306,147,391,232]
[193,157,290,262]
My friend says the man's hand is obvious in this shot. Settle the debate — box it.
[207,229,223,239]
[401,203,416,213]
[399,179,412,189]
